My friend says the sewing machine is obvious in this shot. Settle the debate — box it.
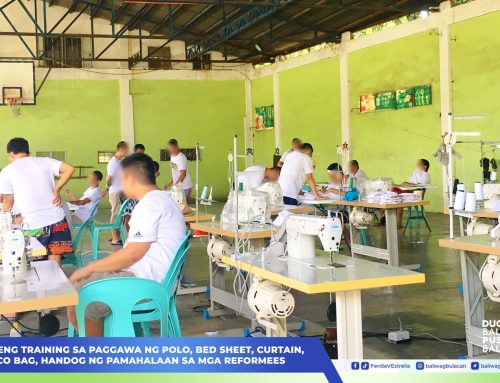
[221,190,271,227]
[286,214,343,259]
[1,229,31,279]
[255,182,284,208]
[484,183,500,210]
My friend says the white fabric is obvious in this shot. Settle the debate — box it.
[74,186,101,222]
[407,169,430,185]
[170,152,193,190]
[107,156,122,193]
[240,165,266,190]
[0,157,64,229]
[126,190,186,283]
[279,151,314,200]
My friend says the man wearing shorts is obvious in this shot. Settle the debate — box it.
[103,141,129,245]
[164,139,193,201]
[0,137,75,264]
[68,153,186,336]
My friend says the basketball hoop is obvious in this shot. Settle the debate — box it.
[5,97,22,118]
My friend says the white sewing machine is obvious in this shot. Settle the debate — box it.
[286,214,343,259]
[255,182,284,208]
[1,229,31,279]
[484,183,500,211]
[221,190,271,227]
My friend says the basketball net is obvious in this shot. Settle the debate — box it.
[5,97,22,118]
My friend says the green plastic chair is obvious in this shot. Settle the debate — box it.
[91,199,129,260]
[70,277,170,337]
[62,219,91,269]
[404,190,431,233]
[132,232,192,337]
[73,204,99,231]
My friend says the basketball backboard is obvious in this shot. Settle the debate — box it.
[0,61,36,105]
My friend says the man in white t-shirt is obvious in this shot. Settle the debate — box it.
[103,141,129,245]
[68,153,186,336]
[0,137,75,264]
[65,170,103,223]
[277,137,302,167]
[239,165,280,191]
[346,160,368,183]
[406,159,431,185]
[278,143,323,205]
[164,139,193,200]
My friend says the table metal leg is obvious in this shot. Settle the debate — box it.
[336,289,363,359]
[385,209,399,267]
[458,215,487,357]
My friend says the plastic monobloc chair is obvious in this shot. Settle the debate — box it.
[91,199,129,260]
[70,277,170,337]
[62,219,91,269]
[132,232,192,337]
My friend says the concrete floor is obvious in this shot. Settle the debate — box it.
[2,205,499,359]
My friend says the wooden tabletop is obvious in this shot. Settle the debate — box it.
[439,235,500,256]
[0,260,78,315]
[303,199,430,209]
[189,221,273,239]
[455,209,499,220]
[222,252,425,294]
[183,212,216,223]
[271,205,315,216]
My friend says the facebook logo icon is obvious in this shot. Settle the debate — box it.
[351,362,360,370]
[361,362,370,370]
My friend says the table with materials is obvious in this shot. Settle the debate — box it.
[439,233,500,358]
[222,251,425,359]
[301,199,430,267]
[0,239,78,315]
[189,221,274,319]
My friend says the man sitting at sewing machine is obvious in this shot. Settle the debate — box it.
[322,163,345,200]
[240,165,280,191]
[277,137,302,167]
[0,137,75,264]
[405,159,431,186]
[67,153,186,336]
[279,142,323,205]
[65,170,103,224]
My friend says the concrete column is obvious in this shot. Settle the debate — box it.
[439,1,453,212]
[244,78,254,167]
[119,79,135,146]
[339,31,352,162]
[272,71,282,153]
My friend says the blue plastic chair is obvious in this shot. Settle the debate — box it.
[132,232,192,337]
[71,278,170,337]
[91,199,129,259]
[73,204,99,231]
[62,219,91,269]
[404,190,431,233]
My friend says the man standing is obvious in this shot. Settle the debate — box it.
[277,138,302,167]
[0,137,75,264]
[134,144,145,154]
[164,139,193,200]
[278,143,323,205]
[103,141,129,245]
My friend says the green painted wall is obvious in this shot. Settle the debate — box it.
[280,57,341,182]
[349,31,443,211]
[130,80,245,200]
[0,80,121,205]
[450,11,500,190]
[251,75,275,167]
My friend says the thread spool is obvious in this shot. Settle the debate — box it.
[457,183,465,192]
[453,190,466,211]
[491,172,497,181]
[474,182,484,201]
[201,185,209,200]
[465,192,477,212]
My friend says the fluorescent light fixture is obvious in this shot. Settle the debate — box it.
[255,43,262,52]
[453,115,486,120]
[455,132,481,137]
[420,10,429,18]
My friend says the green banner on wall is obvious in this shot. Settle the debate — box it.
[375,91,396,110]
[413,84,432,106]
[396,88,414,109]
[255,105,274,130]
